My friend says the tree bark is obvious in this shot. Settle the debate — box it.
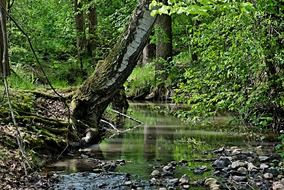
[155,0,172,61]
[74,0,86,71]
[86,0,97,65]
[71,0,156,142]
[0,0,9,77]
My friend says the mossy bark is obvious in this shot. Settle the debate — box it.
[71,0,156,141]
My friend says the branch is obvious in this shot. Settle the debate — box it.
[109,109,143,124]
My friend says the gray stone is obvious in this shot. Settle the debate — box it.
[231,160,246,169]
[168,178,179,185]
[179,174,189,185]
[232,175,247,182]
[259,156,270,162]
[151,170,160,177]
[182,184,190,189]
[163,165,172,172]
[124,181,132,186]
[150,177,157,184]
[237,167,247,175]
[263,173,273,179]
[247,162,258,171]
[260,163,269,170]
[213,156,232,169]
[193,166,208,174]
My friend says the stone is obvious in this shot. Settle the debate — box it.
[163,165,172,172]
[124,181,132,186]
[268,167,280,176]
[151,170,160,177]
[213,147,225,154]
[179,174,189,185]
[182,184,190,189]
[260,163,269,170]
[168,178,179,185]
[263,173,273,179]
[259,156,269,162]
[273,181,284,190]
[231,161,246,169]
[237,167,247,175]
[213,157,231,169]
[150,178,157,184]
[232,175,247,182]
[247,162,258,171]
[193,166,208,174]
[159,188,167,190]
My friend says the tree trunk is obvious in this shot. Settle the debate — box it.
[155,0,172,61]
[74,0,86,71]
[71,0,156,142]
[0,0,10,77]
[86,0,97,65]
[142,41,156,64]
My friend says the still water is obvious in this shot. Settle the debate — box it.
[50,102,274,179]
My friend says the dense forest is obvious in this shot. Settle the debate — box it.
[1,0,284,189]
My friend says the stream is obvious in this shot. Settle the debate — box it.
[49,102,278,190]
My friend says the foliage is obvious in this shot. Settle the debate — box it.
[124,63,156,98]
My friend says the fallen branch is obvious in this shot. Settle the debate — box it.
[100,119,120,132]
[109,109,143,124]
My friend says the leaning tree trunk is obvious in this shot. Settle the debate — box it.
[0,0,10,77]
[71,0,156,141]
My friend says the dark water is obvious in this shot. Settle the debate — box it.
[50,102,275,181]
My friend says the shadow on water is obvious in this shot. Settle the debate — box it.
[49,102,276,180]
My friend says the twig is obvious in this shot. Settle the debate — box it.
[109,109,143,124]
[100,119,120,132]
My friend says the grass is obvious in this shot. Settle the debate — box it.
[124,63,156,97]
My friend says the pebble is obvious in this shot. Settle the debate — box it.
[247,162,258,171]
[260,163,269,170]
[151,170,160,177]
[259,156,270,162]
[159,188,167,190]
[163,165,172,172]
[179,174,189,185]
[237,167,247,175]
[182,184,190,189]
[124,181,132,186]
[232,175,247,182]
[213,156,231,169]
[193,166,208,174]
[168,178,179,185]
[231,160,246,169]
[263,173,274,179]
[150,178,157,184]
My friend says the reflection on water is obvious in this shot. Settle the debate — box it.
[49,102,275,178]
